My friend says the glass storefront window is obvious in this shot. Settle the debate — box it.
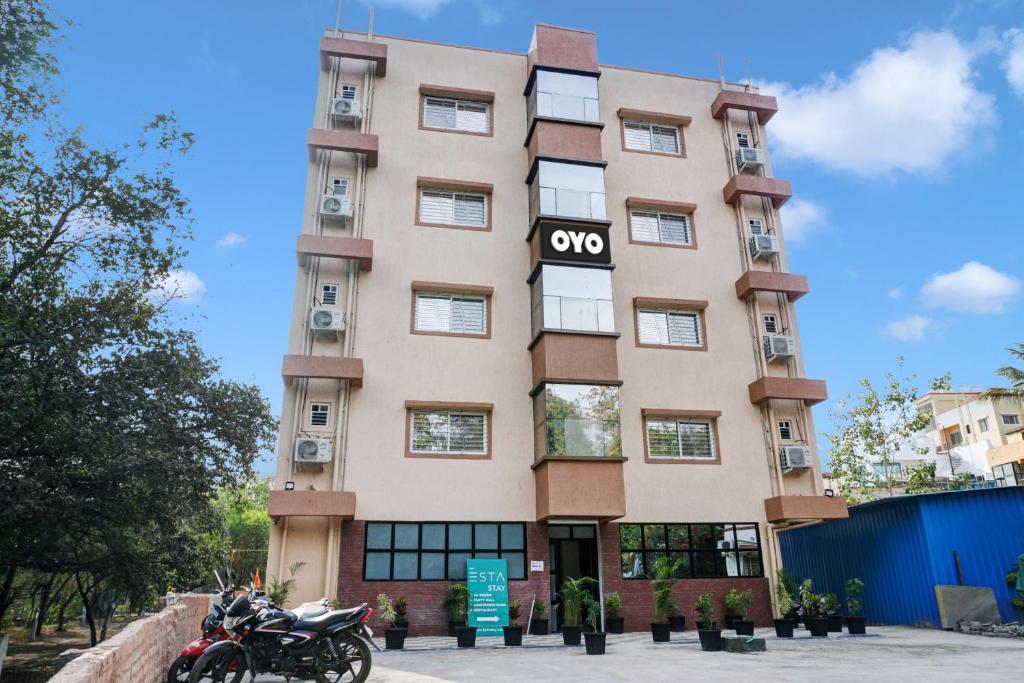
[531,264,614,336]
[528,160,606,223]
[619,523,764,579]
[529,70,600,124]
[534,383,621,459]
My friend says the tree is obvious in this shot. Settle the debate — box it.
[826,358,950,502]
[997,344,1024,399]
[214,476,272,586]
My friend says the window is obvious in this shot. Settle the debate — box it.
[309,403,330,428]
[636,309,702,347]
[418,189,487,228]
[978,417,990,432]
[534,384,621,460]
[778,420,793,441]
[629,210,692,246]
[414,292,487,335]
[422,96,490,134]
[531,264,614,336]
[762,314,779,334]
[363,522,527,581]
[409,410,488,456]
[329,177,349,197]
[748,218,764,235]
[528,160,606,222]
[873,463,903,478]
[993,462,1023,487]
[623,120,680,154]
[645,417,716,460]
[338,83,358,100]
[618,523,763,579]
[965,424,972,435]
[1002,414,1021,426]
[320,283,339,306]
[531,70,599,123]
[949,430,963,446]
[736,131,751,148]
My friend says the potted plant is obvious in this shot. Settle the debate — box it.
[559,576,595,646]
[604,592,624,634]
[723,588,741,629]
[394,596,409,630]
[376,593,407,650]
[581,591,606,655]
[845,578,866,635]
[650,555,681,642]
[503,598,523,646]
[774,576,796,638]
[695,592,721,652]
[725,588,754,636]
[443,583,468,637]
[799,579,829,637]
[668,603,686,633]
[529,598,548,635]
[823,592,842,632]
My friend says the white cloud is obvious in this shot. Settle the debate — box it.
[920,261,1021,313]
[888,287,904,300]
[779,198,827,245]
[1005,28,1024,97]
[476,1,503,26]
[150,270,206,304]
[216,232,246,248]
[884,315,935,342]
[762,32,996,176]
[375,0,451,19]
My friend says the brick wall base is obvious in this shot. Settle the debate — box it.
[49,593,211,683]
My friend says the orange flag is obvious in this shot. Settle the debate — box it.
[253,568,262,590]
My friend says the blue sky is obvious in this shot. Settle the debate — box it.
[51,0,1024,471]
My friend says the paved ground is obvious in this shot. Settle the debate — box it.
[255,626,1024,682]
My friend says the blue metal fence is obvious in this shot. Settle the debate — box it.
[779,486,1024,627]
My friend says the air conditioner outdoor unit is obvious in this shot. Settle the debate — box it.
[749,234,780,260]
[310,307,345,334]
[320,194,353,220]
[763,334,796,363]
[294,437,332,464]
[736,147,766,173]
[331,97,362,121]
[780,446,812,471]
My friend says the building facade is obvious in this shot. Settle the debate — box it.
[266,23,846,634]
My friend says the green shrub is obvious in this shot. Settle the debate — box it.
[604,592,622,618]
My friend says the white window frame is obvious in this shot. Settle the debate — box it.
[748,218,765,235]
[320,283,340,306]
[414,292,488,335]
[636,308,702,348]
[309,402,331,428]
[422,96,491,134]
[329,177,350,197]
[418,188,488,228]
[409,410,488,455]
[762,314,779,334]
[1002,414,1021,426]
[978,417,990,432]
[629,209,693,246]
[645,417,716,460]
[622,120,681,155]
[736,131,751,148]
[778,419,793,441]
[338,83,358,100]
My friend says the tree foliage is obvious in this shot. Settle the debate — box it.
[997,344,1024,399]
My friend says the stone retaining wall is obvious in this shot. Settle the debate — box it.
[49,593,212,682]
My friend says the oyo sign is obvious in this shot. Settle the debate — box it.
[540,223,610,264]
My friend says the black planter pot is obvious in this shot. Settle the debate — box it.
[773,618,795,638]
[806,616,829,637]
[447,619,465,637]
[384,627,407,650]
[650,622,671,642]
[846,615,867,635]
[561,625,582,646]
[734,619,754,636]
[827,614,843,632]
[583,631,607,655]
[529,618,549,636]
[394,620,409,630]
[456,626,477,647]
[502,625,523,646]
[669,615,686,632]
[605,616,624,634]
[724,614,741,629]
[698,628,722,652]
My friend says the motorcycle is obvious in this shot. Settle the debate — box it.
[167,587,236,682]
[187,591,375,683]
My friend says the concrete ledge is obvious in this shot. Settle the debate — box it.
[320,36,387,76]
[268,490,356,519]
[710,90,778,124]
[765,495,848,524]
[722,636,767,652]
[748,377,827,406]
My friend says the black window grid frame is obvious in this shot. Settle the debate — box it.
[362,521,528,581]
[617,522,764,580]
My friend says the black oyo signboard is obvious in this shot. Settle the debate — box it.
[539,223,611,264]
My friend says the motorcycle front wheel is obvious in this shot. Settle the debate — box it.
[168,654,193,683]
[187,648,247,683]
[313,634,372,683]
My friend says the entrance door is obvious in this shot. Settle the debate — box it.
[548,524,599,632]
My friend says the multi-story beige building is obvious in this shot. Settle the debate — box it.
[266,23,846,634]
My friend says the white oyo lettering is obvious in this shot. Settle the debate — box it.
[567,231,586,253]
[584,233,603,254]
[550,230,570,252]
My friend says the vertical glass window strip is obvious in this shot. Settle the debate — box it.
[535,384,621,459]
[363,522,528,580]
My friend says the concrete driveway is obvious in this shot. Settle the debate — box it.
[256,626,1024,682]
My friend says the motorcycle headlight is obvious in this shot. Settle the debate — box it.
[223,615,236,631]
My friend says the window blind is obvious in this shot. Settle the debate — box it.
[310,403,330,427]
[637,309,701,346]
[415,293,486,334]
[630,210,691,245]
[321,283,339,306]
[423,96,490,133]
[624,120,679,154]
[419,189,487,227]
[647,418,714,459]
[411,410,487,453]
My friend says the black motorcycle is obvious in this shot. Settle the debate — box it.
[187,592,375,683]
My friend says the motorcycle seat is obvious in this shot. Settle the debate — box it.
[292,607,362,632]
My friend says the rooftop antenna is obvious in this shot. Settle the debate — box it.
[743,58,752,91]
[334,0,343,36]
[718,53,725,88]
[368,3,375,40]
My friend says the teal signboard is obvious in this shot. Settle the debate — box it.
[466,558,509,636]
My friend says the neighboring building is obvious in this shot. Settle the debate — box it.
[265,23,846,634]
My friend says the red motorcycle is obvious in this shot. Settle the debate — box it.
[167,588,236,683]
